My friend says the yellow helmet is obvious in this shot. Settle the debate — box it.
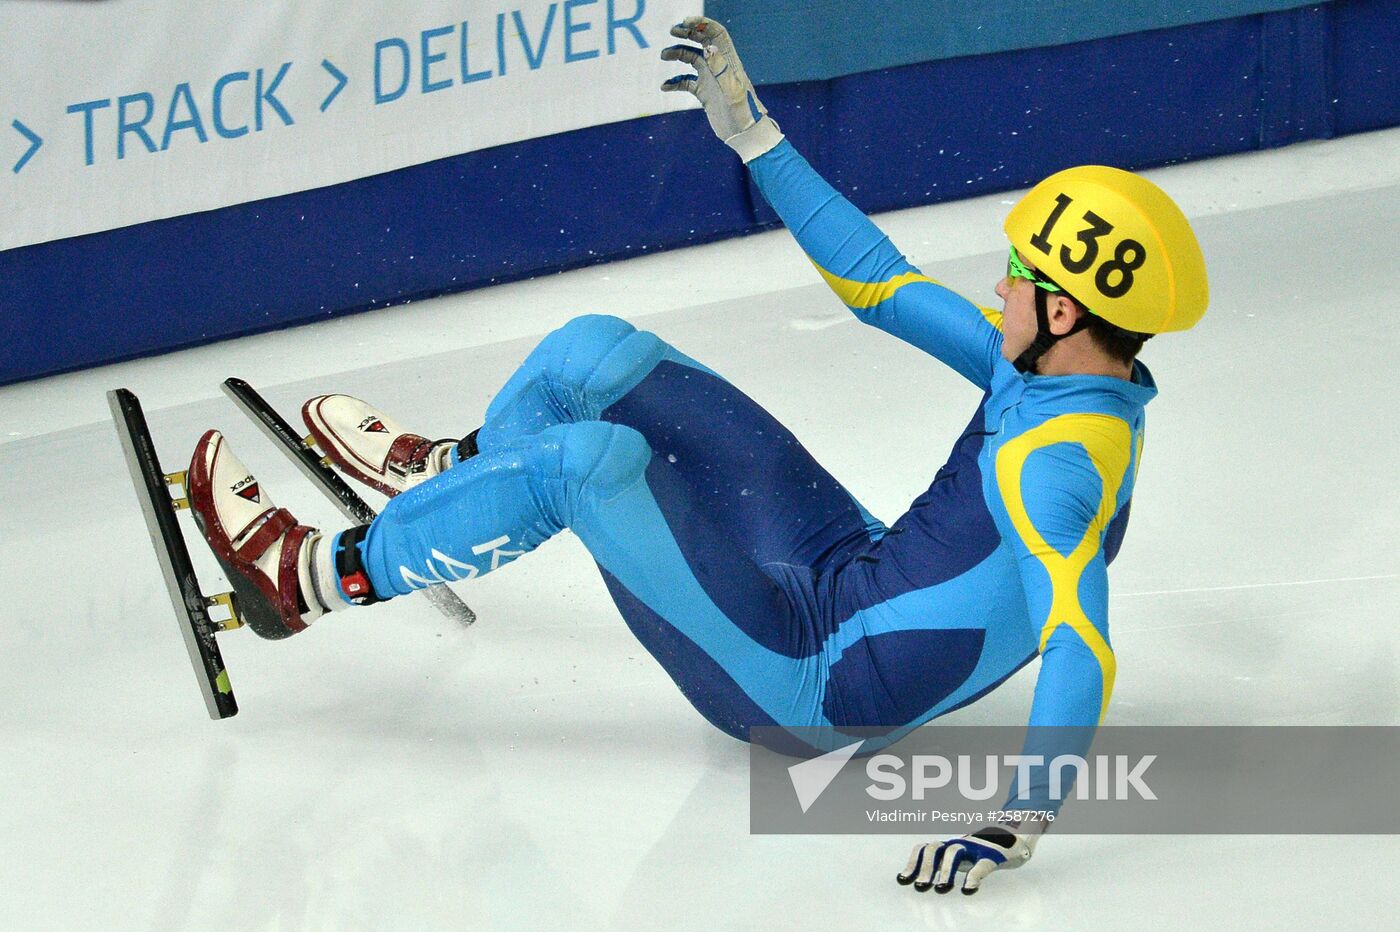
[1003,165,1209,334]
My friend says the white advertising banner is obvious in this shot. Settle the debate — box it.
[0,0,697,251]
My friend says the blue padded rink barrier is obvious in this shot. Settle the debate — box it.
[2,125,1398,927]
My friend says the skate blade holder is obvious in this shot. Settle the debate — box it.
[203,591,245,632]
[300,435,335,470]
[164,470,191,509]
[109,389,245,719]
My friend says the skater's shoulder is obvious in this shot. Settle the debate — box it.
[993,381,1146,480]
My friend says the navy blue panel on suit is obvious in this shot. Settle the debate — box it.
[603,359,880,572]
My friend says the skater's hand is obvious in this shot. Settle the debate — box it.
[896,824,1040,895]
[660,16,783,162]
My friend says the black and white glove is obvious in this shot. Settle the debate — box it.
[896,824,1040,895]
[660,16,784,163]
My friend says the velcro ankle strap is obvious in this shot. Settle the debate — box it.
[386,433,433,478]
[234,508,297,561]
[279,525,313,633]
[335,524,383,605]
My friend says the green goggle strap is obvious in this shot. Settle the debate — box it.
[1007,245,1063,293]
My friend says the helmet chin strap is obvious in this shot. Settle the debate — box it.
[1012,287,1092,374]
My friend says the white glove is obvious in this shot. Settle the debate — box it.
[896,824,1040,895]
[660,16,784,163]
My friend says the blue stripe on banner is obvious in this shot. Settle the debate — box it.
[704,0,1340,84]
[1,1,1396,385]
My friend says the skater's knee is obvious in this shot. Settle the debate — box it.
[552,313,635,344]
[538,315,635,376]
[549,421,652,500]
[537,315,668,406]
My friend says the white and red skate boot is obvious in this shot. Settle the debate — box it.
[188,430,343,639]
[301,394,473,497]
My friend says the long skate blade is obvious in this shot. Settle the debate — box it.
[108,389,239,720]
[421,580,478,627]
[220,377,377,524]
[220,378,477,628]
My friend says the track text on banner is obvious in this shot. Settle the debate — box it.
[1,0,692,251]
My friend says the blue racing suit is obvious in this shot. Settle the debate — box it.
[351,140,1155,778]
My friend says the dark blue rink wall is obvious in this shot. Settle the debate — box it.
[2,0,1396,384]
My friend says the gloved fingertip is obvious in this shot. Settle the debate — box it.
[661,44,704,63]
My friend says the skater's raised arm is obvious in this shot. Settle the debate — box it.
[661,16,1003,389]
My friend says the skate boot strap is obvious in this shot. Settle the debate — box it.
[335,524,384,606]
[386,434,461,481]
[457,428,481,461]
[233,508,299,562]
[383,434,436,480]
[279,524,317,624]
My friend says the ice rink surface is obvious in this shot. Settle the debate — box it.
[3,128,1398,929]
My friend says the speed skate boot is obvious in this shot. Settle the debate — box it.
[302,394,477,497]
[188,430,345,639]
